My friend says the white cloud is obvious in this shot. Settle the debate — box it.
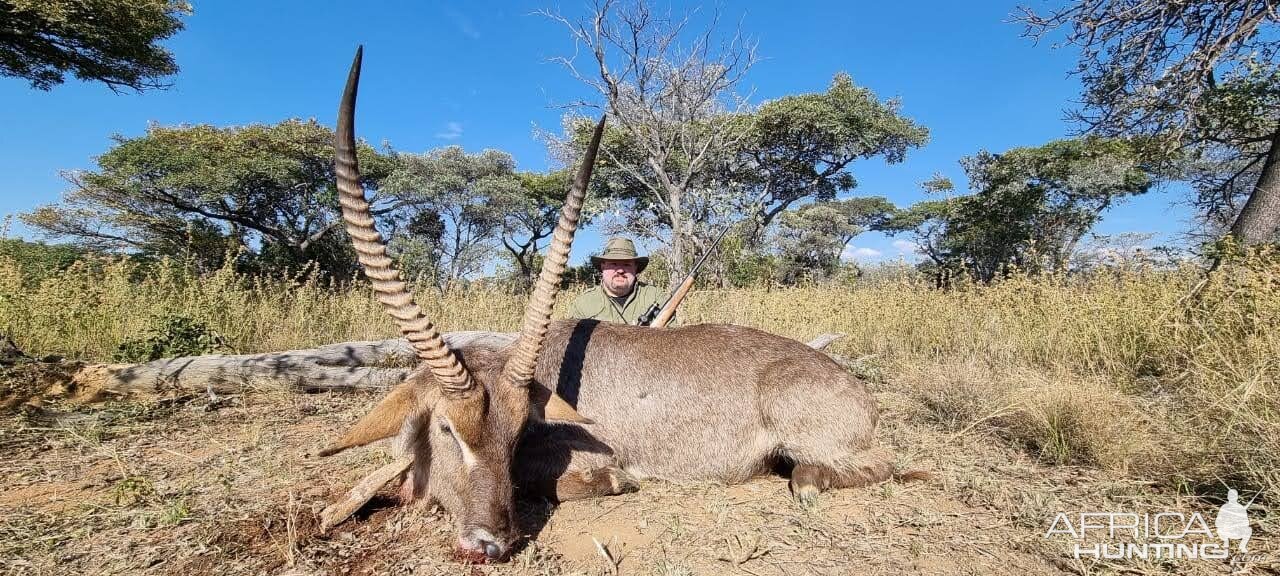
[842,246,883,261]
[435,121,463,140]
[457,20,481,40]
[443,7,481,39]
[892,239,919,254]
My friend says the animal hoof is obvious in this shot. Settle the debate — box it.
[609,468,641,494]
[791,483,820,506]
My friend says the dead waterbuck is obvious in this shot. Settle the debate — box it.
[323,47,908,563]
[330,46,600,561]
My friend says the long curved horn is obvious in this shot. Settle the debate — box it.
[335,46,473,396]
[503,116,606,387]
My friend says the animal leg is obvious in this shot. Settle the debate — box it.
[514,422,629,502]
[553,466,640,501]
[788,446,894,502]
[320,456,413,532]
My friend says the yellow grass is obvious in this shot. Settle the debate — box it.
[1,252,1276,502]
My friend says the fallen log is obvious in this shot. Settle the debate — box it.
[43,331,845,406]
[806,332,846,352]
[58,331,517,404]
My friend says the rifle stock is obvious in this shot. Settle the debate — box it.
[636,220,738,327]
[652,276,694,327]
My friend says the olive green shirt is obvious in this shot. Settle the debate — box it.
[568,283,669,325]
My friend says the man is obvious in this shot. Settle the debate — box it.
[568,237,669,325]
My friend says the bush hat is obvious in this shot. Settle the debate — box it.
[590,237,649,274]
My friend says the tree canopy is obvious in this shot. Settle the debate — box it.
[731,73,929,238]
[380,147,525,289]
[0,0,190,91]
[1019,0,1280,245]
[772,197,896,284]
[886,138,1153,281]
[546,0,759,287]
[499,170,577,291]
[562,72,927,287]
[23,119,396,276]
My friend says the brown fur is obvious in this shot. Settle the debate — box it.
[789,447,895,499]
[325,319,907,554]
[329,47,605,562]
[523,320,889,488]
[316,382,420,457]
[552,467,640,501]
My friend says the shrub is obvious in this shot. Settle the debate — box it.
[113,314,231,362]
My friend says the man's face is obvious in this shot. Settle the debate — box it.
[600,260,638,296]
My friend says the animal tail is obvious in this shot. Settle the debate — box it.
[841,446,897,486]
[869,446,935,484]
[894,468,935,483]
[822,446,935,487]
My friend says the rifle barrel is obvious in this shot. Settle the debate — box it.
[650,221,735,327]
[687,222,734,277]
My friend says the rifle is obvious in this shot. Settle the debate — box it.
[636,222,734,327]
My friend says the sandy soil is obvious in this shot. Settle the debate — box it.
[1,380,1275,576]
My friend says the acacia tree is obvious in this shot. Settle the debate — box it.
[549,2,930,286]
[380,147,520,290]
[1019,0,1280,245]
[546,0,758,286]
[492,170,576,292]
[772,197,896,284]
[885,138,1152,282]
[23,119,395,276]
[563,72,926,283]
[1,0,190,91]
[729,73,929,242]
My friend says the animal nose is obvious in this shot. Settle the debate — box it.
[460,528,507,562]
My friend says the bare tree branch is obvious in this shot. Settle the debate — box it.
[544,0,759,285]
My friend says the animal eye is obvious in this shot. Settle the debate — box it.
[438,422,452,435]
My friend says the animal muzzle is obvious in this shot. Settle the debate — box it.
[456,526,510,563]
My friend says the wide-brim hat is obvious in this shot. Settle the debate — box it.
[590,237,649,274]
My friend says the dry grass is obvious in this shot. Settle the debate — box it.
[0,255,1233,375]
[5,253,1275,499]
[0,250,1277,574]
[900,360,1161,470]
[1,381,1274,576]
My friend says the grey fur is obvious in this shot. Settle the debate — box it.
[345,320,890,560]
[502,319,885,489]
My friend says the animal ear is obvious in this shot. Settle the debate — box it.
[528,383,593,424]
[315,381,430,457]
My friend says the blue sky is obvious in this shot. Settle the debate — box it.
[0,0,1194,265]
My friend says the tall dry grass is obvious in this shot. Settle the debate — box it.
[0,252,1276,501]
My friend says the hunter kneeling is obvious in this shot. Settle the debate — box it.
[569,237,670,325]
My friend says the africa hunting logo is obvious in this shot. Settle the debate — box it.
[1044,488,1256,561]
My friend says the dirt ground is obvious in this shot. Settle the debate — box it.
[1,379,1275,576]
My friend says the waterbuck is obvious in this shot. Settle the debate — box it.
[324,48,903,563]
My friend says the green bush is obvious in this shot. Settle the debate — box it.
[0,238,88,286]
[113,314,230,362]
